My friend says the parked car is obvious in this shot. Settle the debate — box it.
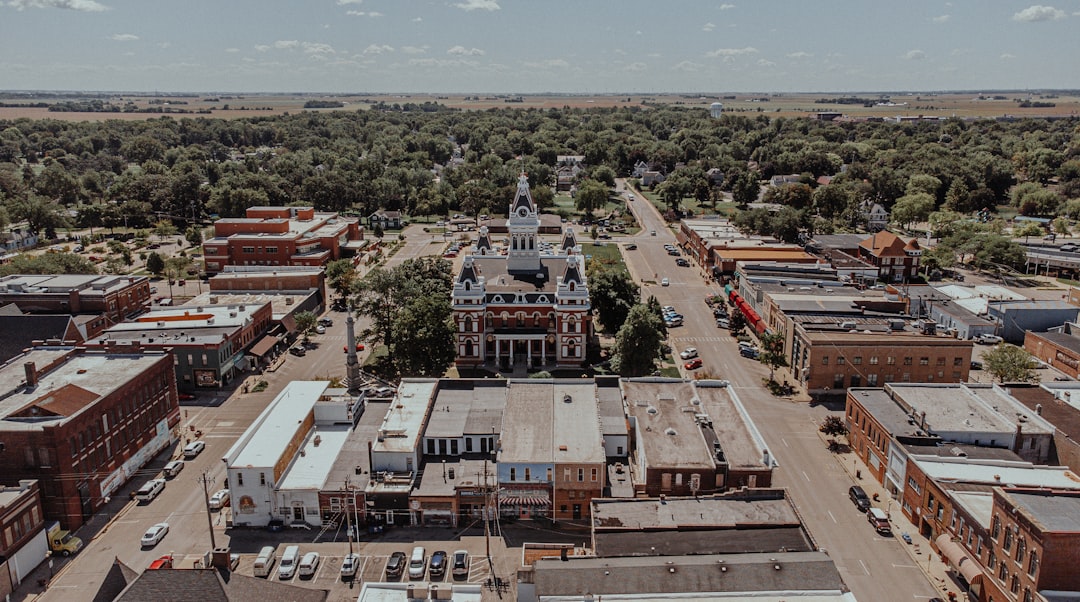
[209,489,230,510]
[867,507,892,536]
[977,334,1003,345]
[661,278,670,286]
[624,243,637,250]
[318,317,334,327]
[140,523,169,547]
[740,347,760,359]
[679,347,699,360]
[849,486,871,512]
[289,346,307,357]
[266,519,285,532]
[970,360,983,370]
[341,553,361,579]
[452,550,470,580]
[665,317,683,327]
[136,478,166,503]
[684,358,703,370]
[183,440,205,459]
[716,318,730,329]
[429,550,448,579]
[298,552,320,579]
[163,460,184,479]
[386,551,407,579]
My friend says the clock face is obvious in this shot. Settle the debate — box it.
[518,207,528,217]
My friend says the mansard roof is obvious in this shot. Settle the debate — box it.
[511,173,535,214]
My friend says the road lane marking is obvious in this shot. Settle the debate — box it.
[781,438,789,448]
[892,564,918,569]
[801,470,811,481]
[859,559,870,575]
[827,510,837,523]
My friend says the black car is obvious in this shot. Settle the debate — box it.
[266,519,285,532]
[970,361,983,370]
[429,550,448,579]
[289,347,306,357]
[849,485,871,512]
[675,258,690,267]
[318,317,334,327]
[739,347,759,359]
[386,551,407,579]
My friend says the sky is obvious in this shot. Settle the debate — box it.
[1,0,1079,94]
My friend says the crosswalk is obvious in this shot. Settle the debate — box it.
[672,336,735,344]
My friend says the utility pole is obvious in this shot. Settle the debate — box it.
[344,477,354,555]
[483,459,492,570]
[198,470,217,550]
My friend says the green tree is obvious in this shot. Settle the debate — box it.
[1052,217,1071,237]
[164,256,193,282]
[589,267,640,333]
[154,219,178,242]
[819,416,848,437]
[728,306,747,338]
[575,179,609,219]
[325,259,356,302]
[891,193,935,229]
[0,252,97,276]
[731,171,760,208]
[758,331,789,382]
[184,226,203,248]
[373,223,385,239]
[944,179,972,213]
[1013,221,1045,244]
[391,295,455,377]
[906,174,942,198]
[611,304,665,377]
[983,343,1039,383]
[146,252,166,277]
[294,310,317,342]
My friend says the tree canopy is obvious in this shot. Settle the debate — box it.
[611,303,665,377]
[983,344,1039,383]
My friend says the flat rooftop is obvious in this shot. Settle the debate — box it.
[186,291,316,320]
[499,381,554,463]
[413,458,491,498]
[226,381,328,469]
[551,380,605,464]
[357,583,482,602]
[694,382,769,470]
[887,384,1053,435]
[424,380,507,439]
[276,424,351,491]
[950,490,995,528]
[0,274,145,294]
[592,492,801,531]
[0,348,168,430]
[1011,386,1080,441]
[532,551,844,599]
[108,303,267,332]
[373,379,437,454]
[1004,489,1080,533]
[912,457,1080,489]
[622,379,715,469]
[596,378,627,438]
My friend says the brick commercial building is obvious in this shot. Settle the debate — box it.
[0,347,180,529]
[85,302,272,391]
[791,320,973,396]
[0,274,151,324]
[856,231,922,283]
[202,206,363,274]
[0,480,47,592]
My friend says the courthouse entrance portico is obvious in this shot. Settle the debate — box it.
[487,333,553,369]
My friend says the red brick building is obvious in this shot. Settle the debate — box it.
[0,275,151,324]
[202,206,363,274]
[0,348,180,528]
[856,231,922,283]
[0,480,46,591]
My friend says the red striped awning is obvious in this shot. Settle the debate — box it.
[500,495,551,506]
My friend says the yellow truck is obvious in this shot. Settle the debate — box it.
[47,521,83,557]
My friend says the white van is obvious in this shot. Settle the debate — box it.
[253,546,276,578]
[278,545,300,579]
[135,478,166,503]
[408,546,426,580]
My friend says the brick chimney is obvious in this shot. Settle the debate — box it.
[24,362,37,387]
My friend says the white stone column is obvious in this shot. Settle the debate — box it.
[541,339,546,365]
[509,340,514,367]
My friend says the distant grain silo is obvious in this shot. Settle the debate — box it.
[710,102,724,118]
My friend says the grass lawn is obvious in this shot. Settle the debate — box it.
[582,242,628,273]
[637,189,737,219]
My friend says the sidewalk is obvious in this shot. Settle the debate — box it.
[828,438,968,601]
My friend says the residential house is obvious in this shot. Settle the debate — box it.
[369,210,403,230]
[856,231,922,282]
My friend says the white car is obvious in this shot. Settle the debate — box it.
[183,440,205,459]
[209,489,230,510]
[978,334,1003,344]
[341,553,361,579]
[141,523,169,547]
[298,552,320,578]
[315,324,326,334]
[661,278,670,286]
[680,347,699,360]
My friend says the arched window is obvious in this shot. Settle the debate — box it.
[501,312,509,328]
[464,281,471,291]
[568,340,578,357]
[568,281,576,292]
[465,340,474,356]
[464,316,473,332]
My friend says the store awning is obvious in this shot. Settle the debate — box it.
[501,496,551,506]
[248,334,279,357]
[935,534,984,584]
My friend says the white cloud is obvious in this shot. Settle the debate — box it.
[705,46,758,58]
[363,44,394,55]
[273,40,300,50]
[624,62,647,72]
[412,16,422,22]
[301,42,334,54]
[453,0,499,11]
[787,51,812,59]
[109,33,139,41]
[702,22,715,32]
[254,45,270,52]
[903,49,926,60]
[1012,5,1066,21]
[932,14,950,23]
[346,10,364,15]
[7,0,108,11]
[523,58,569,69]
[336,0,361,4]
[719,3,735,9]
[157,42,171,49]
[1000,53,1016,59]
[448,45,484,56]
[367,11,382,16]
[225,48,240,53]
[634,30,642,35]
[672,60,701,72]
[401,45,428,55]
[757,58,776,67]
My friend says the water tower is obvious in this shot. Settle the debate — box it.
[710,102,724,118]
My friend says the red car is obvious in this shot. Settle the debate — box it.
[684,358,703,370]
[343,343,366,352]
